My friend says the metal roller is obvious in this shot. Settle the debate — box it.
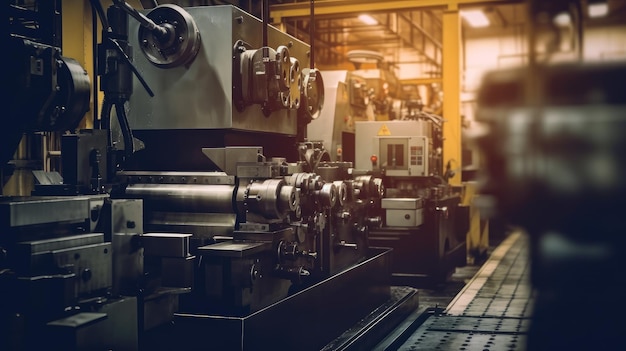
[354,175,383,199]
[333,181,348,207]
[125,183,236,213]
[319,182,338,208]
[299,67,324,121]
[276,45,291,92]
[246,179,297,220]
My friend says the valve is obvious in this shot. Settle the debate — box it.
[277,240,318,262]
[273,265,310,284]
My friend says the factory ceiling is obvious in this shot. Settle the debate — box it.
[152,0,626,78]
[269,0,529,77]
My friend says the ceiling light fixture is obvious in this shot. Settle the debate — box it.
[588,2,609,18]
[358,14,378,25]
[553,12,571,26]
[460,10,490,28]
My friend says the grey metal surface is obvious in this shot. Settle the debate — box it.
[107,199,144,296]
[127,5,310,135]
[426,315,531,334]
[396,232,532,351]
[382,198,425,227]
[52,242,112,296]
[202,147,262,175]
[382,198,424,209]
[47,312,107,328]
[45,298,138,351]
[143,211,237,237]
[198,241,270,258]
[125,183,236,213]
[307,70,349,158]
[399,329,526,351]
[354,120,431,171]
[118,171,235,185]
[14,233,104,275]
[166,248,392,351]
[385,208,424,227]
[142,233,191,257]
[322,286,420,351]
[16,233,103,254]
[0,196,91,228]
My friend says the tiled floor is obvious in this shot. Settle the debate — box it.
[377,231,532,351]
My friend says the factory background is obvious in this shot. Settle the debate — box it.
[2,0,625,350]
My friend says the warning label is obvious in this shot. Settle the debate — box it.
[377,124,391,136]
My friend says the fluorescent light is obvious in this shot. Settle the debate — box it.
[588,3,609,18]
[359,14,378,25]
[460,10,489,28]
[553,12,571,26]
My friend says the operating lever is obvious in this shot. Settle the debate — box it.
[112,0,167,38]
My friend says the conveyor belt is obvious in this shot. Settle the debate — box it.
[385,231,532,351]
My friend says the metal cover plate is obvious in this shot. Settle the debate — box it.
[198,241,270,258]
[382,198,423,209]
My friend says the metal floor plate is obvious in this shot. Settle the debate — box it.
[397,232,532,350]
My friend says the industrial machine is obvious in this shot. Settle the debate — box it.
[1,1,419,350]
[307,69,374,163]
[308,52,468,287]
[354,112,467,287]
[308,50,401,163]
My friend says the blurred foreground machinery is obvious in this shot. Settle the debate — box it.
[473,0,626,349]
[475,61,626,351]
[1,2,419,350]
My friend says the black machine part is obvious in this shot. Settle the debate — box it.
[474,60,626,351]
[2,37,91,168]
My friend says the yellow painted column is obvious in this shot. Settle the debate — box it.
[442,4,462,185]
[62,0,96,129]
[62,1,144,129]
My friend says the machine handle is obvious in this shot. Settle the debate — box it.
[436,206,449,218]
[112,0,168,38]
[336,241,358,249]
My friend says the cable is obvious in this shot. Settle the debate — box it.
[89,0,110,31]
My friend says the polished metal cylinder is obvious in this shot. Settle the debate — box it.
[333,181,348,207]
[125,183,236,213]
[246,179,296,220]
[319,182,337,208]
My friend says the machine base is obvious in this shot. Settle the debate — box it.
[391,241,467,288]
[142,248,410,350]
[370,226,467,289]
[322,286,419,351]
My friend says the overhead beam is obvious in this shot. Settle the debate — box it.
[401,78,443,85]
[271,0,518,23]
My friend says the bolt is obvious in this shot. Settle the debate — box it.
[81,268,92,282]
